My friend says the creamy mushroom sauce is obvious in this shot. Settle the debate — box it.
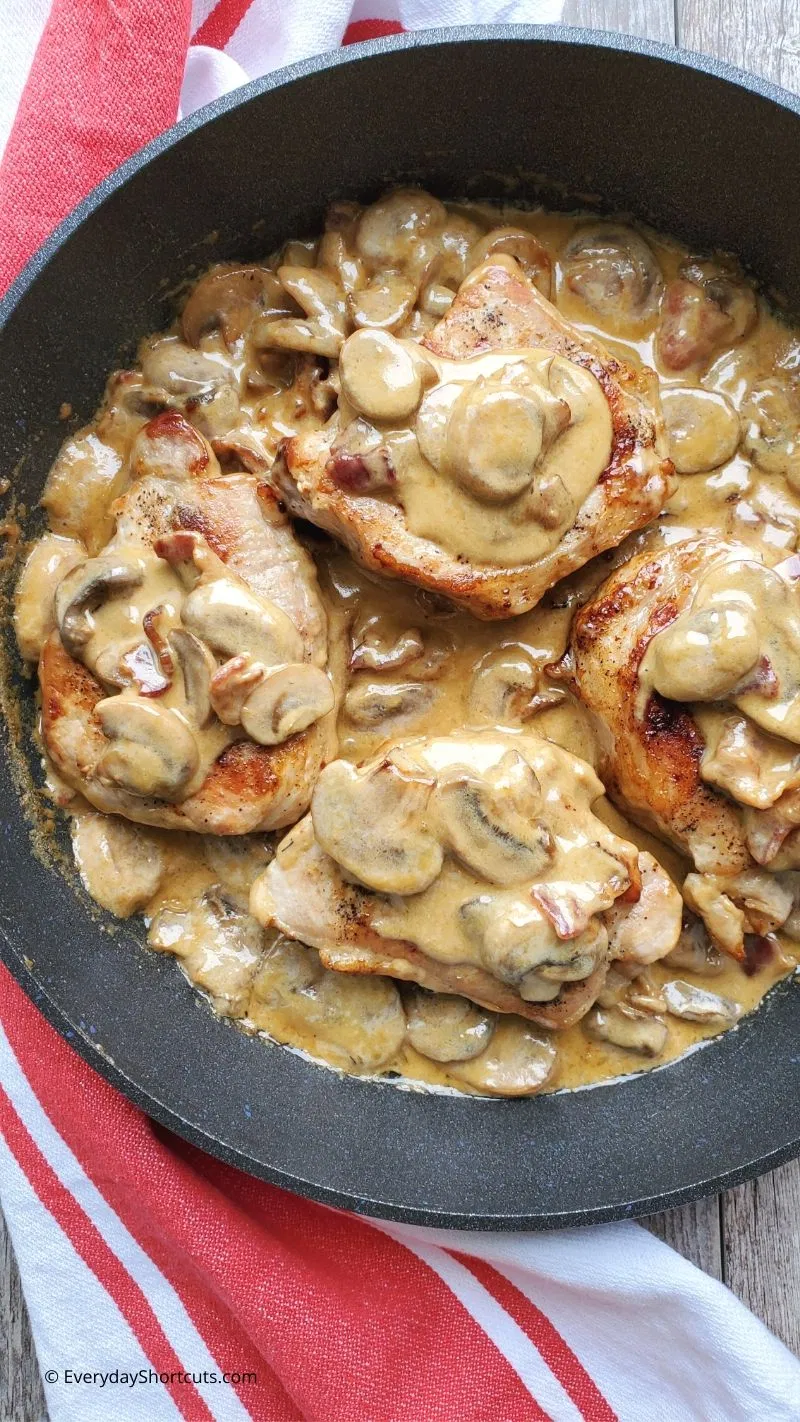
[14,194,800,1096]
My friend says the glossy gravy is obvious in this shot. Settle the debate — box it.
[15,197,800,1096]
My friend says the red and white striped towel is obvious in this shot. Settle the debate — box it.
[2,6,800,1420]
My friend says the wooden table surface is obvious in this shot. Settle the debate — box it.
[3,2,800,1417]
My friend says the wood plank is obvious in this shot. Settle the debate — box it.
[677,0,800,1362]
[0,1211,48,1422]
[642,1196,723,1279]
[563,0,676,45]
[723,1162,800,1357]
[569,0,727,1326]
[678,0,800,92]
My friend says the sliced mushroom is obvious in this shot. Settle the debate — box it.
[469,227,552,297]
[327,419,396,493]
[356,189,447,271]
[250,936,407,1072]
[182,264,293,348]
[561,224,662,327]
[661,387,741,474]
[741,378,800,488]
[54,555,144,658]
[140,337,235,397]
[209,654,266,726]
[169,628,216,727]
[468,644,565,726]
[583,1004,668,1056]
[665,917,725,975]
[596,963,639,1007]
[403,987,496,1063]
[625,969,668,1014]
[182,578,304,666]
[317,228,366,294]
[450,1018,557,1096]
[343,680,436,728]
[657,258,757,372]
[662,979,741,1025]
[682,873,746,959]
[461,896,606,1000]
[71,811,164,918]
[350,620,424,673]
[728,868,793,935]
[435,751,552,886]
[95,697,199,799]
[460,896,560,998]
[240,663,334,745]
[149,890,265,1017]
[311,758,443,895]
[348,274,417,331]
[530,966,610,1029]
[776,870,800,940]
[14,533,85,662]
[339,329,433,424]
[256,265,348,358]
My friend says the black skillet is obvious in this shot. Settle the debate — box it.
[2,28,800,1229]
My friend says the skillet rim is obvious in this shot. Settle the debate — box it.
[2,25,800,1230]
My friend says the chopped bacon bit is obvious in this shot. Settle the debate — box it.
[143,606,175,679]
[734,654,779,699]
[530,884,589,940]
[743,933,778,976]
[154,529,201,565]
[327,449,396,494]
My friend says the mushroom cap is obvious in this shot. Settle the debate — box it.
[95,697,199,800]
[742,378,800,483]
[140,337,234,397]
[444,378,549,504]
[467,643,560,726]
[251,936,407,1072]
[240,663,335,746]
[55,555,145,659]
[662,387,740,474]
[339,329,429,424]
[404,987,495,1063]
[181,264,292,348]
[469,227,552,297]
[343,680,435,729]
[434,749,552,885]
[182,577,304,667]
[14,533,85,663]
[311,758,443,895]
[450,1018,557,1096]
[348,273,417,332]
[562,223,663,327]
[355,189,447,270]
[662,979,741,1024]
[650,602,761,704]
